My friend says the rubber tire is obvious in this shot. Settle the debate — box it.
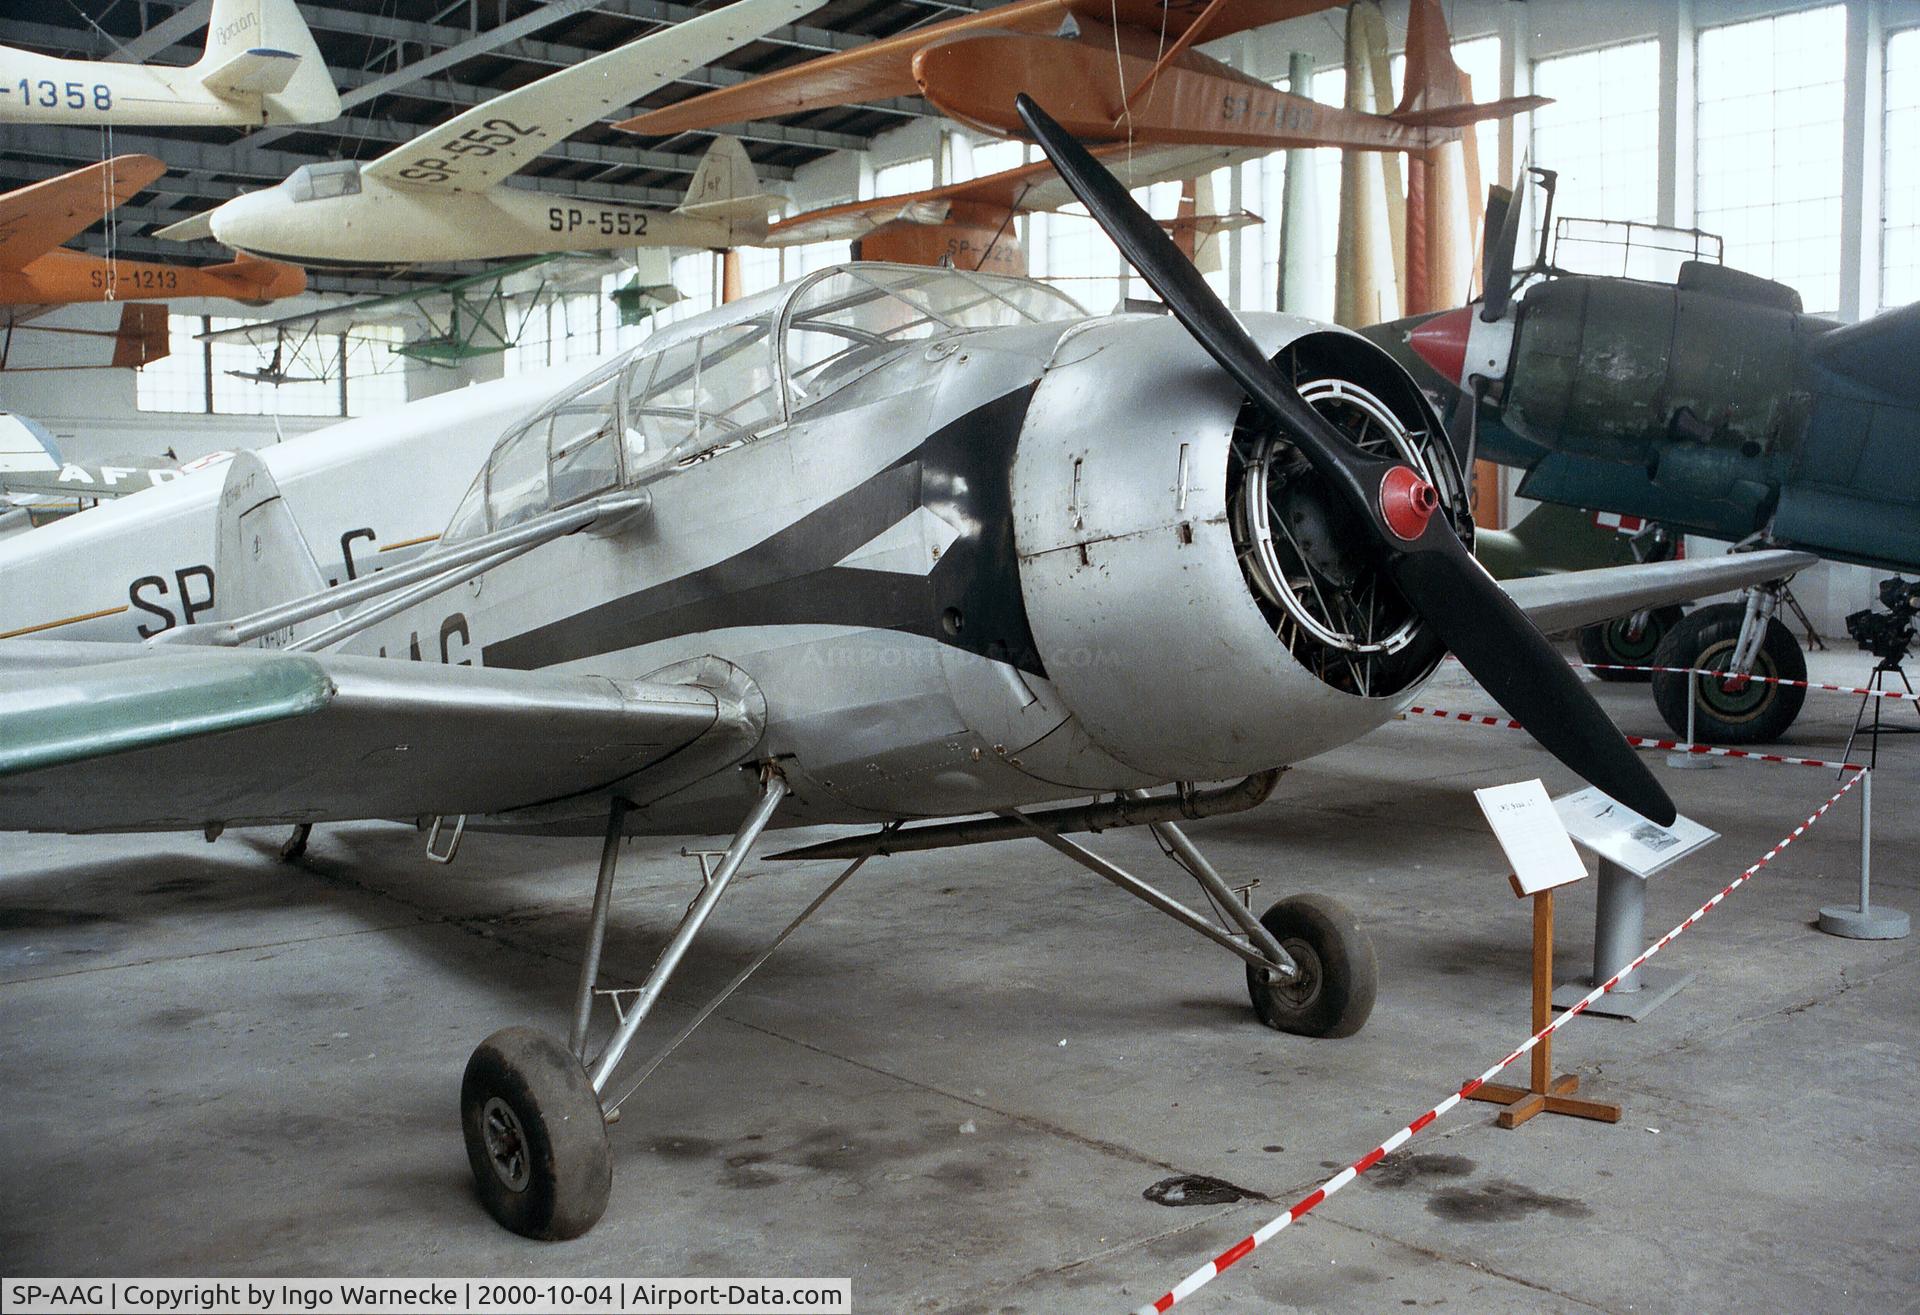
[1246,894,1377,1038]
[1577,605,1684,682]
[1650,602,1807,745]
[461,1026,611,1240]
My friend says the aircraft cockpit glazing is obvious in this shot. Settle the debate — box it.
[284,160,363,203]
[440,264,1085,547]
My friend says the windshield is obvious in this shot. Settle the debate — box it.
[782,265,1083,407]
[286,161,362,203]
[441,265,1087,546]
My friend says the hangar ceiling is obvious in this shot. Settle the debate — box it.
[0,0,989,294]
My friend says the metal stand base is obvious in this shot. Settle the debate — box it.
[1817,904,1911,940]
[1553,968,1695,1021]
[1665,751,1721,771]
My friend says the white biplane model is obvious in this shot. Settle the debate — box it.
[0,106,1812,1243]
[154,0,819,268]
[0,0,339,128]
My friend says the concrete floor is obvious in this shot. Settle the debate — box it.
[3,649,1916,1313]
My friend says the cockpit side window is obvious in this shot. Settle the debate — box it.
[619,316,779,472]
[547,372,621,505]
[485,420,548,532]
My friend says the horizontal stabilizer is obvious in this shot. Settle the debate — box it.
[201,47,301,97]
[1389,94,1551,131]
[152,210,216,243]
[201,252,307,303]
[1502,548,1818,634]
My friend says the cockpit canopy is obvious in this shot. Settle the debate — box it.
[285,160,363,203]
[441,264,1085,545]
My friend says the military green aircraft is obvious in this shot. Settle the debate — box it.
[1367,173,1920,744]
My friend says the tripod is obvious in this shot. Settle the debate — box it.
[1841,652,1920,771]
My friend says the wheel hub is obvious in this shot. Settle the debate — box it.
[1696,638,1775,719]
[481,1096,531,1192]
[1269,938,1323,1010]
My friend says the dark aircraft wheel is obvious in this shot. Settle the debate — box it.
[1577,606,1683,682]
[1246,895,1377,1038]
[1650,602,1807,745]
[461,1026,610,1240]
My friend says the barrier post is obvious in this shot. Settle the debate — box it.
[1667,670,1720,770]
[1817,771,1910,939]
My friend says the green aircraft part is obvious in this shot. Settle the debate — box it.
[0,650,334,778]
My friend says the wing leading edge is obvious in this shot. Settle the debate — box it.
[0,641,763,834]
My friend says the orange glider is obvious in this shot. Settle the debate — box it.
[0,156,305,308]
[619,0,1542,155]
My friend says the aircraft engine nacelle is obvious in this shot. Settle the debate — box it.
[1012,314,1462,782]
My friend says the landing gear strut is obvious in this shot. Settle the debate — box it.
[459,770,795,1240]
[1003,794,1377,1039]
[1651,583,1807,744]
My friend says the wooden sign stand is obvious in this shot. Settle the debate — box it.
[1467,886,1622,1129]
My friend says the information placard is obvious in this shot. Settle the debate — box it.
[1474,779,1588,896]
[1552,787,1718,877]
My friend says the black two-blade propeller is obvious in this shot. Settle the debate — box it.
[1015,94,1676,826]
[1478,178,1525,322]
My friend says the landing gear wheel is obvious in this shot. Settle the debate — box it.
[1246,894,1377,1038]
[461,1026,611,1240]
[1578,606,1683,682]
[1650,602,1807,744]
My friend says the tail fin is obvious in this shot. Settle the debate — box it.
[198,0,341,126]
[110,303,171,369]
[203,252,307,305]
[674,136,781,242]
[1389,0,1547,129]
[214,451,340,646]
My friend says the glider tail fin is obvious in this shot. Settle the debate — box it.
[674,136,782,242]
[213,451,341,646]
[199,0,341,125]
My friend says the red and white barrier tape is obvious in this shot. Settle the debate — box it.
[1402,705,1866,773]
[1131,768,1868,1314]
[1572,661,1916,700]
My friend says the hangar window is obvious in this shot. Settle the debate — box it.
[1531,40,1661,227]
[285,161,362,203]
[1696,5,1846,313]
[1883,27,1920,310]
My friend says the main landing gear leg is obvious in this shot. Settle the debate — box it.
[1003,798,1378,1038]
[460,770,790,1240]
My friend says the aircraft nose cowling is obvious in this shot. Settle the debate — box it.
[1011,314,1460,782]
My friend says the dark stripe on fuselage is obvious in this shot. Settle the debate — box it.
[481,384,1047,676]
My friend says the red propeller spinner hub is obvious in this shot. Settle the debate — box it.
[1379,466,1439,541]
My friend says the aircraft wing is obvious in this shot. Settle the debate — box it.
[0,156,166,270]
[768,143,1249,245]
[617,0,1336,136]
[361,0,825,194]
[0,641,761,834]
[1501,548,1819,634]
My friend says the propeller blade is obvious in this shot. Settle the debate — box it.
[1015,94,1676,826]
[1480,180,1523,321]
